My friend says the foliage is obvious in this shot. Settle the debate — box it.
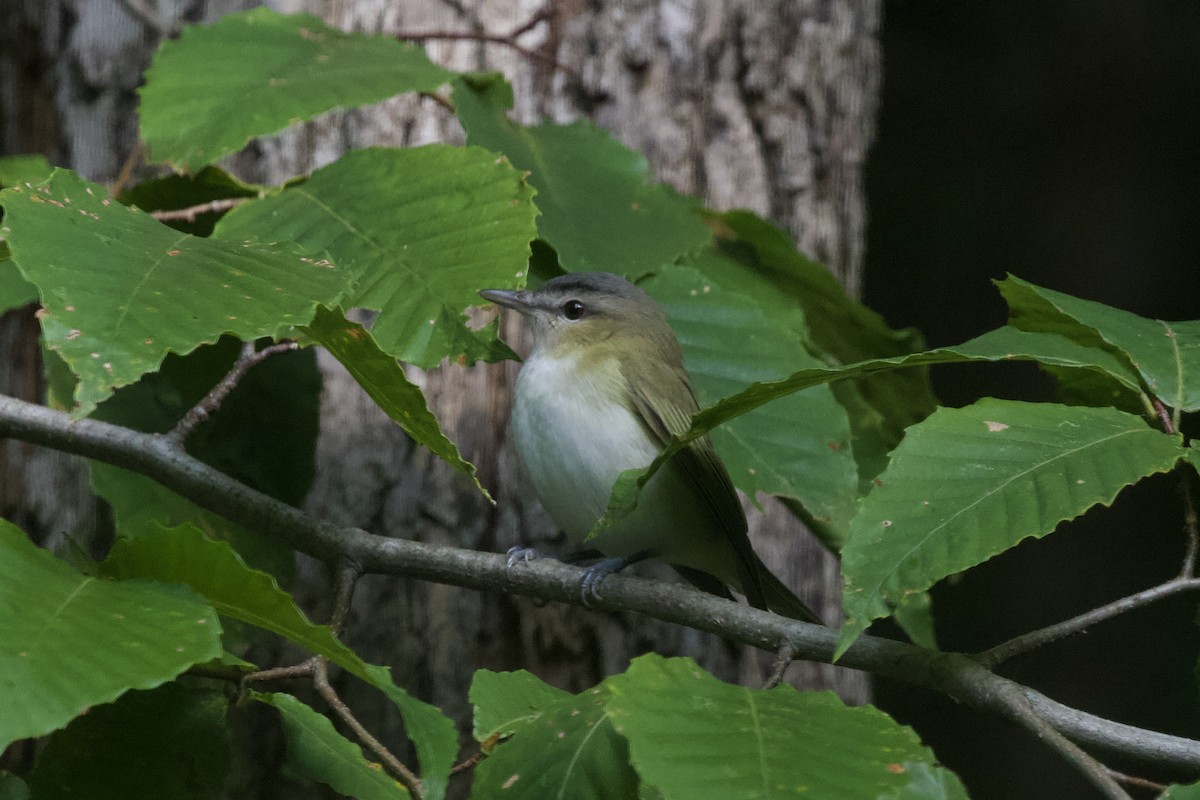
[0,8,1197,799]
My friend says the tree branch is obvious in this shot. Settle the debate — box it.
[2,394,1199,783]
[168,341,298,445]
[975,576,1200,669]
[150,197,248,223]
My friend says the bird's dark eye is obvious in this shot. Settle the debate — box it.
[562,300,586,320]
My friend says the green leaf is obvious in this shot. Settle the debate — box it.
[27,684,230,800]
[1000,275,1200,412]
[837,401,1186,656]
[454,72,711,275]
[0,774,29,800]
[0,154,53,187]
[0,248,38,313]
[0,170,350,415]
[0,519,221,747]
[301,306,487,497]
[606,654,963,800]
[215,145,535,368]
[600,325,1148,543]
[472,685,639,800]
[710,210,937,442]
[892,591,938,651]
[256,693,411,799]
[882,762,972,800]
[102,524,367,672]
[1161,784,1200,799]
[469,669,571,743]
[99,525,457,800]
[641,264,859,544]
[140,8,453,171]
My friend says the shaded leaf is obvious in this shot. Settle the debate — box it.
[641,264,858,544]
[0,154,53,187]
[709,210,936,442]
[837,401,1185,656]
[1000,275,1200,412]
[0,774,28,800]
[0,520,221,747]
[215,145,535,368]
[100,525,457,800]
[0,170,349,415]
[301,306,487,497]
[454,72,710,275]
[27,684,229,800]
[140,8,453,171]
[472,685,638,800]
[607,654,964,800]
[469,669,571,743]
[256,693,410,800]
[117,165,261,236]
[0,249,38,314]
[601,326,1150,542]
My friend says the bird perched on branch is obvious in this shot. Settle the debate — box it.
[480,272,820,624]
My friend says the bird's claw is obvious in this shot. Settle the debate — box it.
[506,546,539,568]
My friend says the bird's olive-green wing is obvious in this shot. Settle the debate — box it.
[621,357,768,609]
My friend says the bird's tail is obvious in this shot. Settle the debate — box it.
[755,558,822,625]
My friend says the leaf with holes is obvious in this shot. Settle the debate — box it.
[1000,275,1200,413]
[0,170,350,416]
[836,400,1186,656]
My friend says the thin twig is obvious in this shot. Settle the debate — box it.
[312,657,424,798]
[763,642,795,689]
[506,4,554,39]
[109,141,144,197]
[115,0,178,37]
[1153,397,1175,434]
[399,4,575,77]
[419,91,456,114]
[1106,769,1167,793]
[150,197,248,223]
[1180,469,1199,579]
[328,560,362,635]
[976,576,1200,669]
[242,659,319,685]
[168,341,298,445]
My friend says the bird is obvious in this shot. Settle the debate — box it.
[479,271,820,624]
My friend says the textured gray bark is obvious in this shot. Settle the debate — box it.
[1,0,878,788]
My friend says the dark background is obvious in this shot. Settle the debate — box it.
[865,2,1200,797]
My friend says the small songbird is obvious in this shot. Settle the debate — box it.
[480,272,820,623]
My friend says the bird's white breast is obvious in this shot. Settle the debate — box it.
[511,350,658,544]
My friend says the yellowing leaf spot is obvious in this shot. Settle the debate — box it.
[1076,479,1085,484]
[985,421,1009,432]
[167,249,181,256]
[502,774,520,789]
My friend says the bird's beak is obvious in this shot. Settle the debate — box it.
[478,288,534,314]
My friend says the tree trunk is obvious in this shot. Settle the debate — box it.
[1,0,878,788]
